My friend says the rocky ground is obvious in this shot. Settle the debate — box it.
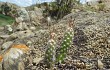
[0,7,110,70]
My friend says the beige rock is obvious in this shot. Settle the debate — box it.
[0,35,10,39]
[0,63,2,70]
[17,8,30,21]
[33,57,43,65]
[4,25,13,32]
[30,26,36,31]
[15,17,23,23]
[2,41,13,51]
[97,59,104,69]
[16,30,34,39]
[16,22,29,30]
[18,62,24,70]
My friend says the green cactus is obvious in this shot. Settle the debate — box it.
[45,20,74,68]
[56,27,74,63]
[45,33,56,69]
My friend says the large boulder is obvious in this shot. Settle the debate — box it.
[17,8,30,22]
[28,7,43,25]
[34,7,43,20]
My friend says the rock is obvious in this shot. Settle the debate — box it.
[13,30,34,39]
[7,25,13,32]
[47,16,51,26]
[107,37,110,44]
[30,26,36,31]
[33,57,43,65]
[18,62,25,70]
[17,8,30,22]
[4,25,13,32]
[97,59,104,69]
[0,35,10,39]
[16,22,29,30]
[28,9,43,25]
[34,7,43,19]
[0,63,2,70]
[32,66,37,70]
[28,11,37,21]
[0,26,4,30]
[15,17,23,23]
[2,41,13,50]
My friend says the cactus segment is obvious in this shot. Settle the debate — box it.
[45,39,56,67]
[56,27,74,63]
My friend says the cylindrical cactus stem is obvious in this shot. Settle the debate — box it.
[45,32,56,68]
[57,19,74,63]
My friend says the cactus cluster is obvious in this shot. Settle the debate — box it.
[45,20,74,68]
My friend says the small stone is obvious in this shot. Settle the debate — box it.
[18,62,24,70]
[32,66,37,70]
[30,26,36,31]
[97,59,104,69]
[15,17,23,23]
[33,57,43,65]
[5,25,13,32]
[0,35,10,39]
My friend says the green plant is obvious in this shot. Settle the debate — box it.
[1,3,11,15]
[45,20,74,68]
[43,0,79,19]
[56,0,75,19]
[0,14,15,26]
[97,3,105,11]
[56,25,74,63]
[45,33,56,69]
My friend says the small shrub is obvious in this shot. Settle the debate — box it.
[97,3,105,11]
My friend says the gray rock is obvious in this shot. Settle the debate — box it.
[4,25,13,32]
[0,35,10,39]
[28,9,43,25]
[34,7,43,20]
[33,57,43,65]
[97,59,104,69]
[17,8,30,22]
[0,63,2,70]
[15,17,23,23]
[18,62,25,70]
[12,30,34,39]
[16,22,29,30]
[2,41,13,51]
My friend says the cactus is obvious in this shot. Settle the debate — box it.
[45,33,56,69]
[56,20,74,63]
[45,19,74,68]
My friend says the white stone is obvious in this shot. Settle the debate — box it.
[15,17,23,23]
[30,26,36,31]
[33,57,43,65]
[98,59,104,69]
